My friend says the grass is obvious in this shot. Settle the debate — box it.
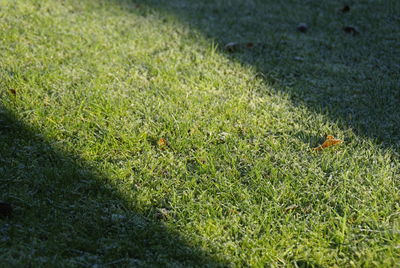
[1,0,399,266]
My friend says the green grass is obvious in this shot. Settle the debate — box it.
[1,0,399,266]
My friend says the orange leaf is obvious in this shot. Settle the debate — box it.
[313,135,343,151]
[157,138,168,147]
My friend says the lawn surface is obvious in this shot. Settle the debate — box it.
[1,0,399,266]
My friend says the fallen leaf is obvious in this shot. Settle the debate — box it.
[343,26,359,35]
[9,88,16,96]
[157,137,168,147]
[313,135,343,151]
[340,5,350,13]
[0,202,13,218]
[297,23,308,33]
[246,42,254,48]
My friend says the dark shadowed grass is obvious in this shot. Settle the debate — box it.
[0,108,226,266]
[1,0,399,266]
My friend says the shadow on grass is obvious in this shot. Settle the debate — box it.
[1,0,398,266]
[0,107,226,266]
[113,0,399,148]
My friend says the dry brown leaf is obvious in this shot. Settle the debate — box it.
[297,23,308,33]
[340,5,350,13]
[246,42,254,48]
[313,135,343,151]
[9,88,16,96]
[343,26,359,35]
[0,202,12,218]
[157,137,168,147]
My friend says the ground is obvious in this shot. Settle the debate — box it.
[0,0,399,266]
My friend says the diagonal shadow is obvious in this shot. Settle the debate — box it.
[1,1,398,266]
[112,0,400,149]
[0,107,226,266]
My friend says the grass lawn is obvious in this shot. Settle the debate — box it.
[1,0,399,266]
